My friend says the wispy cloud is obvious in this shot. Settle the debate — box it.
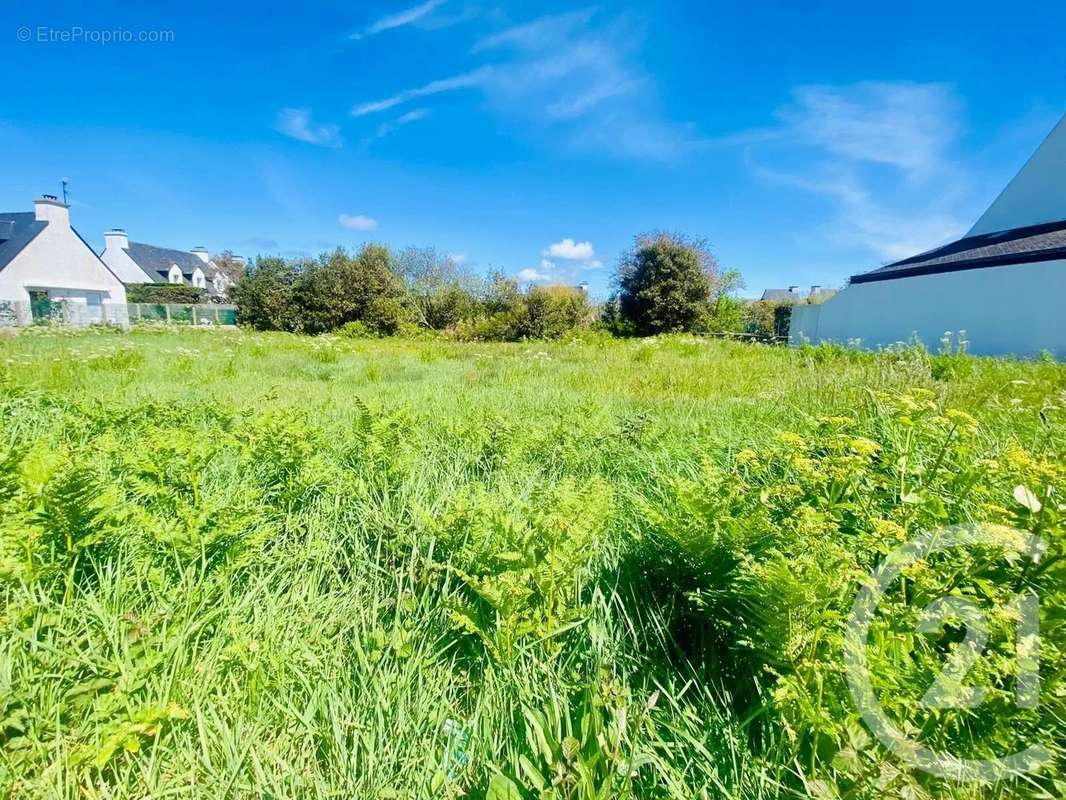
[350,0,448,40]
[471,8,596,53]
[338,213,379,231]
[275,109,342,148]
[353,68,492,116]
[351,9,703,160]
[748,81,972,263]
[374,108,431,141]
[777,82,960,174]
[245,236,280,251]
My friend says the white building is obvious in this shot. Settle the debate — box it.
[790,114,1066,358]
[0,196,128,326]
[101,230,234,298]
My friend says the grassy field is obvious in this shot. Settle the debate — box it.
[0,327,1063,799]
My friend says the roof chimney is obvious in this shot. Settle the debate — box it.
[788,285,800,294]
[190,246,210,263]
[810,285,821,296]
[34,194,70,227]
[105,228,129,251]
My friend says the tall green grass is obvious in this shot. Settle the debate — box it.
[0,327,1062,799]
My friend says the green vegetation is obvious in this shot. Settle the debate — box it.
[0,327,1063,799]
[125,284,208,305]
[609,232,726,335]
[230,247,592,341]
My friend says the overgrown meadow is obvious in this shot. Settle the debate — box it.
[0,327,1063,799]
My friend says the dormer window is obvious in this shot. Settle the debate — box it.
[168,265,183,284]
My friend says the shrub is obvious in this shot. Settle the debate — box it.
[513,285,591,339]
[232,246,407,334]
[229,256,299,330]
[452,284,591,342]
[126,284,207,304]
[397,247,479,330]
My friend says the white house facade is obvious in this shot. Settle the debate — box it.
[0,196,128,327]
[101,230,234,298]
[790,114,1066,359]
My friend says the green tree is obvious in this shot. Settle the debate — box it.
[480,271,521,316]
[230,256,299,330]
[293,246,407,335]
[615,232,721,335]
[395,247,478,330]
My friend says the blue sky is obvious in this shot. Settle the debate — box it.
[2,1,1063,296]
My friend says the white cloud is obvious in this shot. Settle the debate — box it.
[748,81,972,263]
[352,68,492,116]
[777,82,960,174]
[350,0,447,40]
[543,238,594,260]
[374,108,431,140]
[275,109,342,148]
[471,9,597,53]
[518,267,550,282]
[447,252,467,264]
[351,10,702,161]
[518,253,601,285]
[338,214,379,231]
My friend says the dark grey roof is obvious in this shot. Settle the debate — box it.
[126,242,220,282]
[851,219,1066,284]
[761,289,802,302]
[0,212,48,271]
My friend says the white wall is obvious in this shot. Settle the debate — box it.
[0,219,128,325]
[101,239,154,284]
[969,115,1066,236]
[789,260,1066,358]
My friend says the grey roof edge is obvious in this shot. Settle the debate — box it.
[850,218,1066,284]
[0,213,47,271]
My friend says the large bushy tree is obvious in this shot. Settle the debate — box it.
[614,232,722,335]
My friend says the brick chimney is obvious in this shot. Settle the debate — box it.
[190,247,210,263]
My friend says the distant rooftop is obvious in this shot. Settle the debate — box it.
[126,242,221,281]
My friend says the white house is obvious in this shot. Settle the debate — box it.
[790,114,1066,358]
[101,230,234,298]
[0,195,128,327]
